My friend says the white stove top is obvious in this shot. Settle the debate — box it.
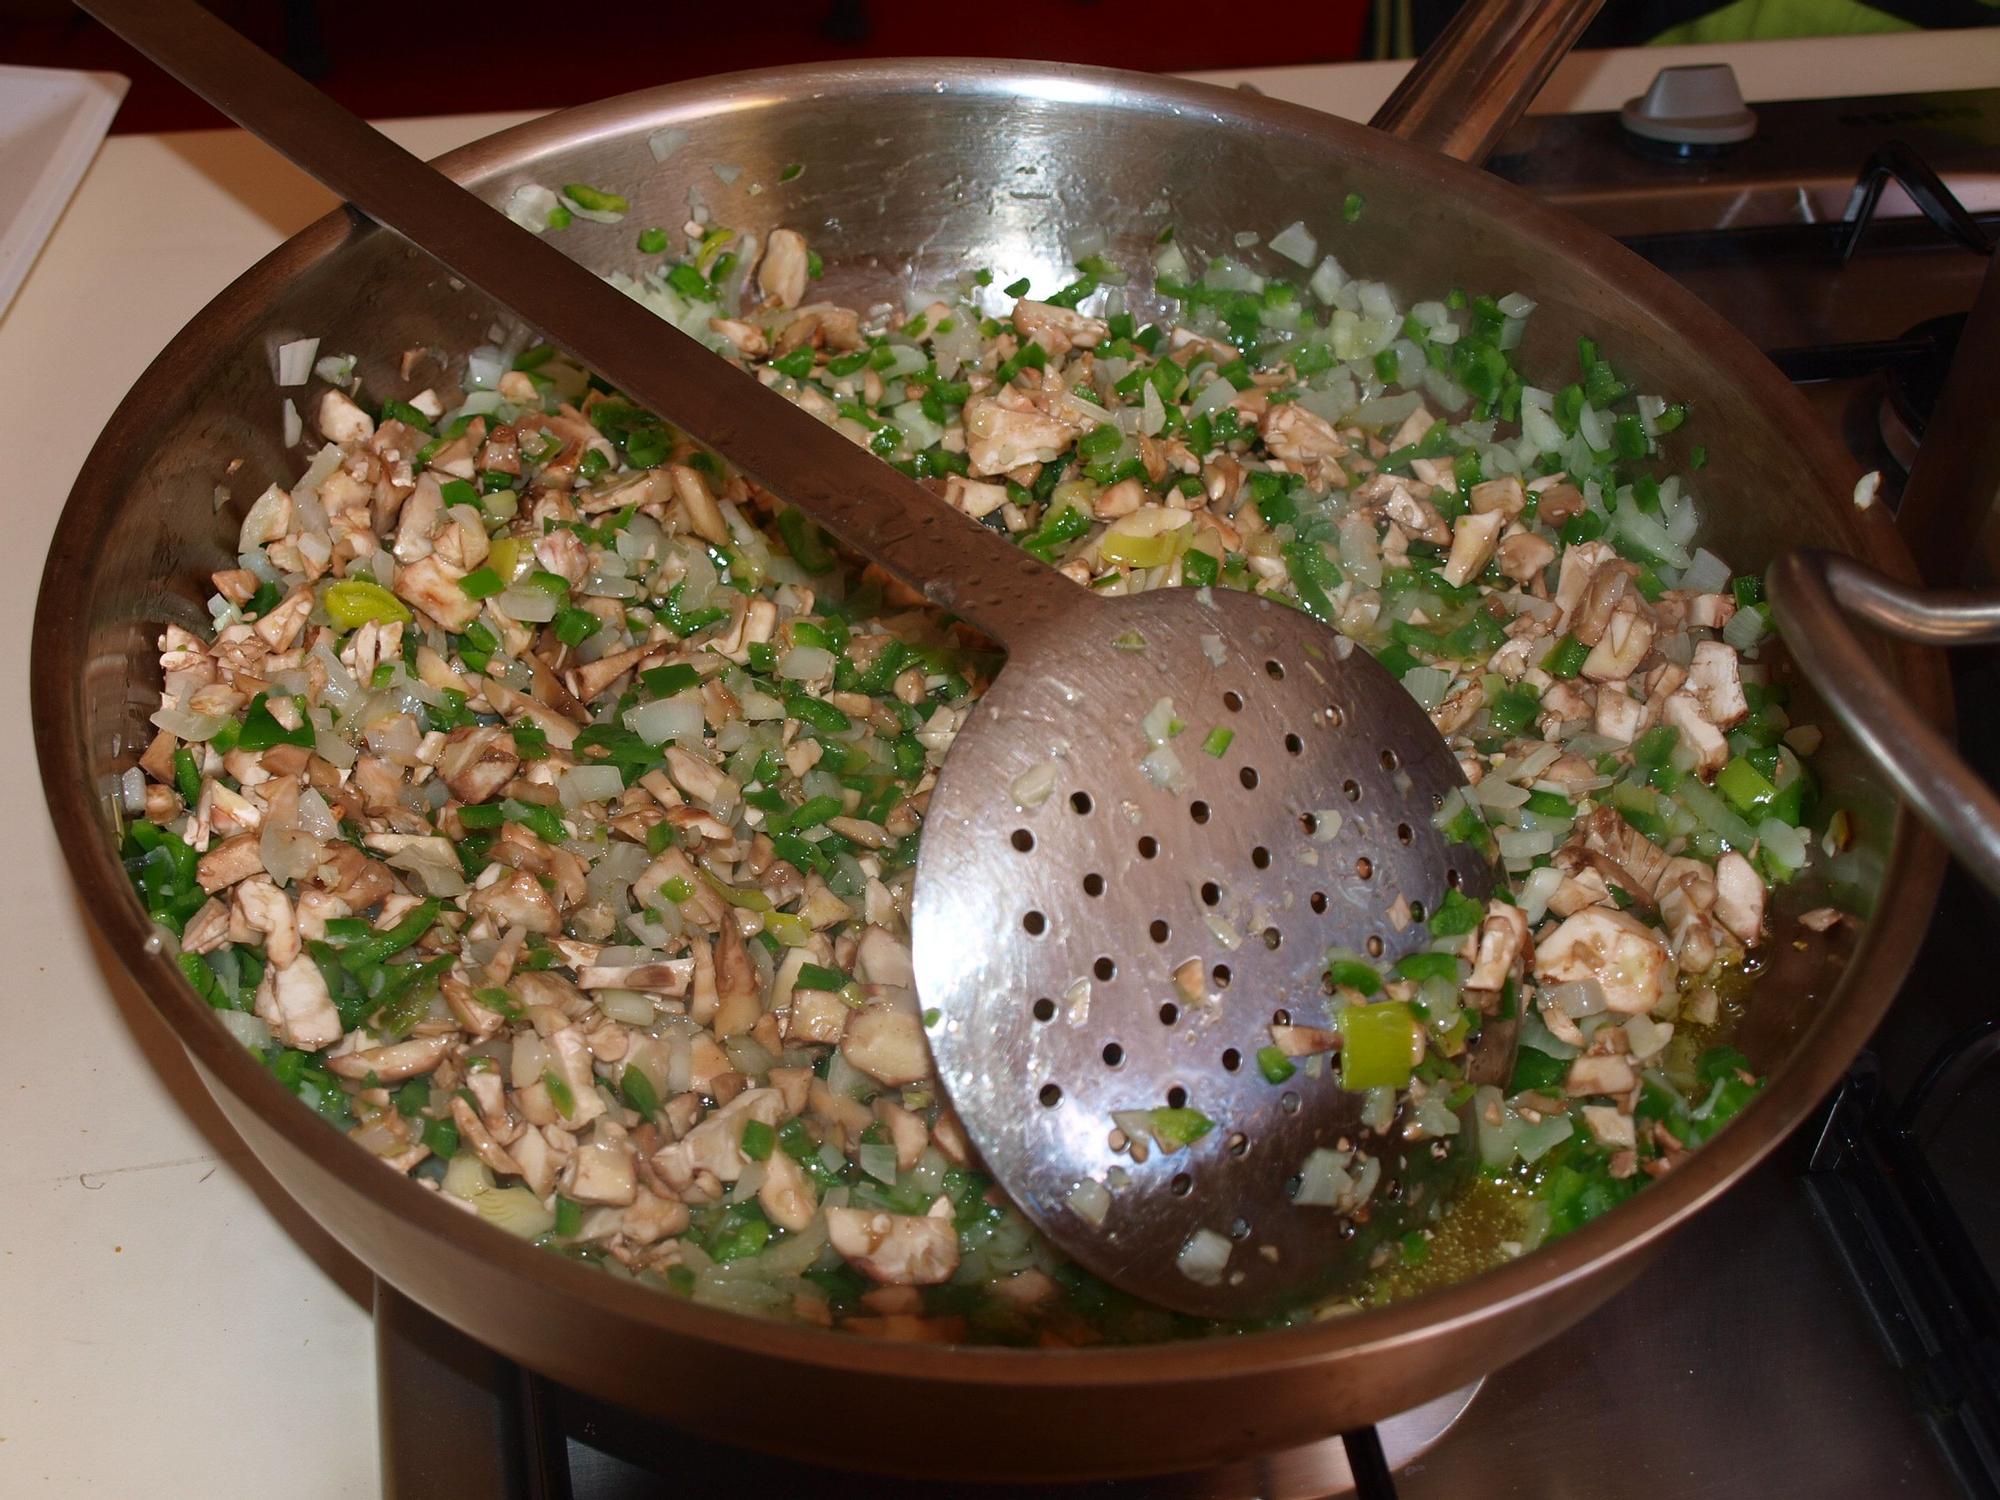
[1,36,1987,1497]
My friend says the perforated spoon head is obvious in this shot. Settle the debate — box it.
[913,585,1503,1320]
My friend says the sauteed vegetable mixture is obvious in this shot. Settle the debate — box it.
[121,193,1850,1341]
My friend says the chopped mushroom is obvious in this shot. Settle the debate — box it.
[962,395,1073,477]
[1535,908,1672,1015]
[826,1199,960,1286]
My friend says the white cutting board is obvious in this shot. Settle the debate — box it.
[0,64,127,318]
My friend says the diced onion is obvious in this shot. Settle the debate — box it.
[1293,1147,1355,1207]
[276,337,319,387]
[1308,254,1347,304]
[1401,666,1451,712]
[216,1009,273,1051]
[475,1185,557,1240]
[1268,220,1318,267]
[1473,1085,1522,1167]
[503,183,560,232]
[497,583,559,622]
[1680,548,1732,597]
[1411,1093,1462,1138]
[625,697,706,746]
[1758,817,1810,872]
[560,766,627,808]
[1722,606,1768,650]
[1549,979,1609,1018]
[1140,744,1187,794]
[1189,376,1238,418]
[1066,1177,1111,1227]
[1515,1113,1574,1164]
[1518,865,1564,925]
[778,645,835,681]
[1176,1228,1232,1286]
[1010,760,1058,809]
[648,127,687,162]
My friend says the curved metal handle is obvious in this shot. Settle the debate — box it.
[79,0,1082,650]
[1767,549,2000,897]
[1370,0,1606,165]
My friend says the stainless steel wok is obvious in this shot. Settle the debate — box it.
[32,39,1948,1481]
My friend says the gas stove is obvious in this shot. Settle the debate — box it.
[374,78,2000,1500]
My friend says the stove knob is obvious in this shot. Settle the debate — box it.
[1620,64,1757,149]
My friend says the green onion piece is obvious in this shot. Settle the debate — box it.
[421,1117,460,1158]
[172,748,202,807]
[740,1119,776,1161]
[709,1204,772,1263]
[458,566,505,601]
[1542,632,1589,678]
[542,1068,578,1118]
[553,606,601,647]
[1148,1106,1215,1151]
[323,578,412,629]
[763,911,812,947]
[553,1197,583,1237]
[1338,1001,1418,1091]
[785,693,851,734]
[563,183,629,214]
[1201,726,1235,758]
[1326,956,1383,995]
[379,398,433,432]
[620,1065,661,1118]
[796,961,850,993]
[1427,887,1484,938]
[640,662,701,699]
[1716,754,1780,815]
[236,692,316,752]
[700,872,774,911]
[1256,1045,1296,1084]
[637,226,668,253]
[1395,951,1460,984]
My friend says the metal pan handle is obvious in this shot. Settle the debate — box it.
[1370,0,1606,165]
[1767,550,2000,898]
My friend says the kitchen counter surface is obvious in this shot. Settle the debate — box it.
[3,33,1989,1496]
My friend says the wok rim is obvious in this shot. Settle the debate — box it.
[32,56,1950,1391]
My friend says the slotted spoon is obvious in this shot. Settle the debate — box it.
[90,0,1503,1319]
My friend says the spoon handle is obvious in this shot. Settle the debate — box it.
[79,0,1081,647]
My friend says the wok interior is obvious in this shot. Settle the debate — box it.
[43,63,1943,1472]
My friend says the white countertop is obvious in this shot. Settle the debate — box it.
[2,35,1988,1497]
